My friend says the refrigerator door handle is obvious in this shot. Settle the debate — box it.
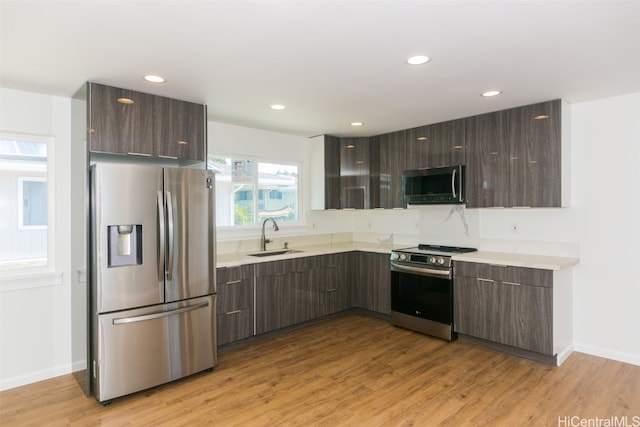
[157,191,166,282]
[112,301,210,325]
[166,191,174,281]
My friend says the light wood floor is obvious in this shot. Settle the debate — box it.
[1,312,639,426]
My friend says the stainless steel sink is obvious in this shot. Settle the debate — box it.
[248,249,304,257]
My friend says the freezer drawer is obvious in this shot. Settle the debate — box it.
[94,295,216,402]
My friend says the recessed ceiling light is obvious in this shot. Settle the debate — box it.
[270,104,286,110]
[143,75,166,83]
[117,97,135,105]
[481,90,502,97]
[534,114,549,120]
[407,55,431,65]
[416,136,428,141]
[350,122,364,127]
[344,144,355,149]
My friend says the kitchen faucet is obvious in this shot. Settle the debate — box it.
[260,217,279,251]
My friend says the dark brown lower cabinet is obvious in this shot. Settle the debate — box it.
[216,265,254,345]
[351,252,391,315]
[255,258,315,334]
[219,251,389,344]
[454,262,553,355]
[313,253,351,317]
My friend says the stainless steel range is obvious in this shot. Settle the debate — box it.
[390,244,477,341]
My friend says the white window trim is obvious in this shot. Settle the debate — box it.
[0,271,64,292]
[0,132,56,279]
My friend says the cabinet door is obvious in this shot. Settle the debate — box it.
[324,136,341,209]
[353,252,390,314]
[506,100,561,207]
[465,111,509,208]
[340,137,370,209]
[499,282,552,354]
[429,119,465,168]
[154,96,206,161]
[255,260,313,334]
[89,83,154,156]
[377,131,407,208]
[454,274,553,354]
[405,125,430,169]
[454,275,500,341]
[406,120,465,169]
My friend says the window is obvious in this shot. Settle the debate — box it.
[0,133,53,271]
[208,157,299,227]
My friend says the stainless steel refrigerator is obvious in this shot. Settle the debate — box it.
[89,163,216,404]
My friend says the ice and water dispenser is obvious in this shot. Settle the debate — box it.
[107,225,142,267]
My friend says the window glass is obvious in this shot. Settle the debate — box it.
[209,157,299,227]
[0,134,52,270]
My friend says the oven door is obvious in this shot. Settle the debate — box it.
[390,262,455,340]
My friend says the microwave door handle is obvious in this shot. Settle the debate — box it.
[157,191,165,282]
[451,168,457,199]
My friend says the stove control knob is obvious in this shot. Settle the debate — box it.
[399,254,407,261]
[390,253,398,261]
[436,257,445,265]
[428,256,436,264]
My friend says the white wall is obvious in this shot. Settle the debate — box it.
[570,93,640,364]
[0,88,73,390]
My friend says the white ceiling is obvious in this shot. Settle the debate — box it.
[2,0,640,138]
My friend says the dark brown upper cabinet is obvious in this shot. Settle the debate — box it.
[374,130,407,209]
[319,100,564,210]
[406,119,465,170]
[88,83,155,156]
[324,135,342,209]
[506,100,561,207]
[153,96,206,161]
[466,99,562,208]
[87,82,206,162]
[465,111,509,208]
[340,137,370,209]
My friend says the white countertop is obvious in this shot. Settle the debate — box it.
[217,243,579,271]
[452,251,579,271]
[216,241,402,268]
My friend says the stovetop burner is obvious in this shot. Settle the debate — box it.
[416,244,477,254]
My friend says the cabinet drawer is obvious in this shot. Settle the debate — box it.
[217,309,253,345]
[217,280,252,313]
[255,257,315,277]
[217,265,253,284]
[454,261,552,287]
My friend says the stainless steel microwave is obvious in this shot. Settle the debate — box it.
[402,165,465,205]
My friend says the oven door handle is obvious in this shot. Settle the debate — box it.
[390,261,452,279]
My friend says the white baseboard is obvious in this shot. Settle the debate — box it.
[0,363,74,392]
[574,343,640,366]
[556,345,575,366]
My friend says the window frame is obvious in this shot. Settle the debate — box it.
[209,154,303,229]
[0,132,55,275]
[18,176,48,230]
